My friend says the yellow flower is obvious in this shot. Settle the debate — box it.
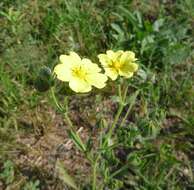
[54,52,107,93]
[98,50,138,80]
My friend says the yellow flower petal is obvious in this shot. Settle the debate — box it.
[86,73,107,89]
[105,68,118,80]
[106,50,115,58]
[121,62,138,73]
[120,51,136,64]
[54,63,71,81]
[82,58,101,72]
[59,55,67,63]
[59,55,71,64]
[106,50,123,61]
[69,78,92,93]
[130,62,138,72]
[116,50,124,54]
[112,50,124,61]
[69,51,82,63]
[98,54,111,67]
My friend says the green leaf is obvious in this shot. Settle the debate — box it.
[55,160,78,190]
[67,129,86,152]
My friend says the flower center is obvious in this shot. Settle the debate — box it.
[71,66,87,80]
[112,61,122,70]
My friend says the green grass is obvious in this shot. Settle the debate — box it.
[0,0,194,189]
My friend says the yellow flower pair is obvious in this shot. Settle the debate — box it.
[54,50,138,93]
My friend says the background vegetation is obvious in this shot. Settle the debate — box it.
[0,0,194,189]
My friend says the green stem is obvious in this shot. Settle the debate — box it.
[104,84,127,145]
[120,104,131,128]
[123,85,129,102]
[51,87,63,112]
[118,84,122,100]
[120,90,139,127]
[120,106,131,127]
[108,103,124,139]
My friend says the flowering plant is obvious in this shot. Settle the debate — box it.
[36,49,138,189]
